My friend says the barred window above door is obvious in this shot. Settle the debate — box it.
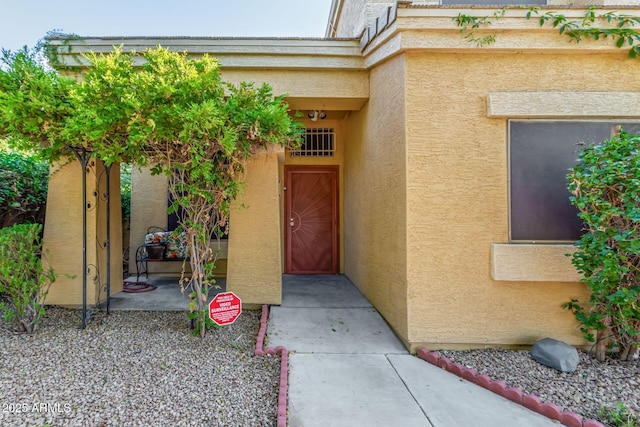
[290,128,335,157]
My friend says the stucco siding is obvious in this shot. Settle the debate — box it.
[43,161,86,304]
[220,70,368,101]
[44,159,123,306]
[404,51,640,350]
[344,54,408,341]
[128,166,173,275]
[226,147,284,305]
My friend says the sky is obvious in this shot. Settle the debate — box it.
[0,0,334,52]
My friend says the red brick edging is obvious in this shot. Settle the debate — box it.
[416,349,604,427]
[255,305,288,427]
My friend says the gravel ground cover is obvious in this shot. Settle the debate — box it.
[0,308,280,427]
[440,348,640,426]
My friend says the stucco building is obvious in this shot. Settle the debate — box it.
[45,0,640,351]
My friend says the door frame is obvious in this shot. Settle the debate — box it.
[284,165,340,274]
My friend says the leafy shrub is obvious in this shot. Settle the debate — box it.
[599,402,640,427]
[566,130,640,361]
[120,163,131,224]
[0,223,55,333]
[0,149,49,228]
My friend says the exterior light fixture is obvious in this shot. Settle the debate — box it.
[307,110,327,121]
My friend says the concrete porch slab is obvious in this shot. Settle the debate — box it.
[268,307,406,353]
[282,275,373,308]
[109,276,226,311]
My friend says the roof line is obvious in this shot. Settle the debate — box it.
[46,35,357,42]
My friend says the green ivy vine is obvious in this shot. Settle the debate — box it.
[454,6,640,57]
[453,8,506,46]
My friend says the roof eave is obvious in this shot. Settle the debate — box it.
[47,36,365,71]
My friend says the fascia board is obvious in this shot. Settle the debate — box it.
[49,37,365,71]
[362,6,640,68]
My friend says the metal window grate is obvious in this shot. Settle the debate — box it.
[291,128,335,157]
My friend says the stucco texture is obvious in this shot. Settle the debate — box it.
[221,70,368,101]
[128,166,228,277]
[402,51,640,350]
[129,166,173,275]
[226,148,284,305]
[344,54,409,342]
[44,159,123,306]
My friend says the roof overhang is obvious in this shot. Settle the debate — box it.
[47,36,369,112]
[48,36,364,70]
[361,5,640,68]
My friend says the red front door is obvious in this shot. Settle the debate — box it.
[284,166,339,274]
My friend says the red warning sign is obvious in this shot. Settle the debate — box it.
[208,292,242,326]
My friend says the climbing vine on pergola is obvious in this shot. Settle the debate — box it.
[0,45,303,335]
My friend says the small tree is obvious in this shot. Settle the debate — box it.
[0,45,303,335]
[0,47,75,158]
[566,130,640,361]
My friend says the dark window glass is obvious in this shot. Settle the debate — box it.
[509,121,640,241]
[167,190,184,232]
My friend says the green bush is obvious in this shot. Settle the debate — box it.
[0,223,55,333]
[599,403,640,427]
[566,130,640,361]
[0,149,49,228]
[120,163,131,224]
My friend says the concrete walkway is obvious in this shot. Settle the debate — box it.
[267,275,559,427]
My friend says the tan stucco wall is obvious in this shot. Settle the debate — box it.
[402,51,640,350]
[220,70,368,103]
[226,147,284,305]
[343,54,409,342]
[128,166,228,277]
[491,244,581,282]
[129,166,171,275]
[55,4,640,348]
[128,120,349,291]
[43,161,85,304]
[44,159,123,306]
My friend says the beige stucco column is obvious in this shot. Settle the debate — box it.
[226,146,284,306]
[128,166,168,273]
[43,158,123,306]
